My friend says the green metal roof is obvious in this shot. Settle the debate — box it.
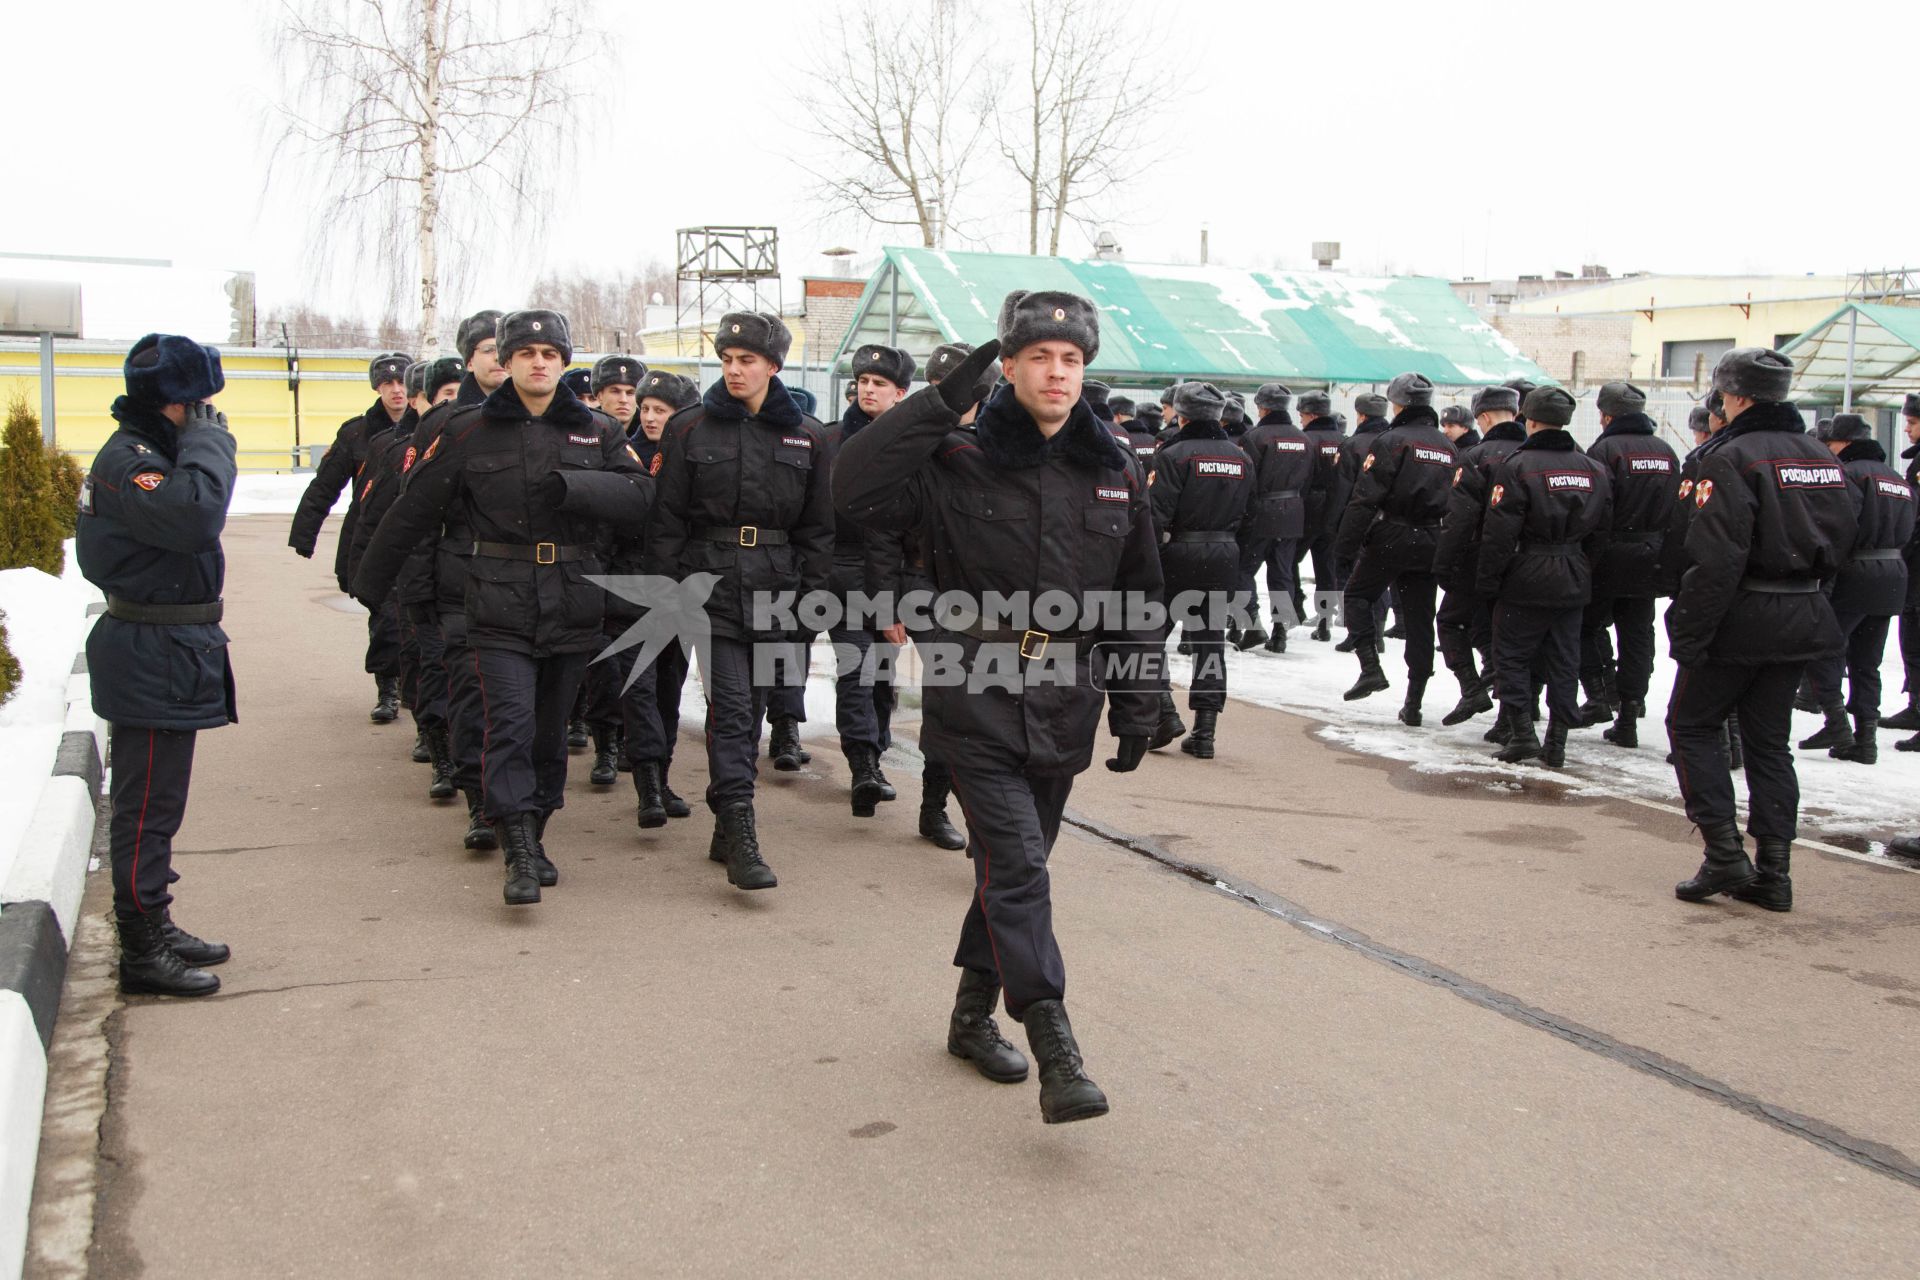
[1782,302,1920,407]
[833,247,1548,388]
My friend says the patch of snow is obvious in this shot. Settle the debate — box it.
[1331,285,1418,350]
[229,474,344,517]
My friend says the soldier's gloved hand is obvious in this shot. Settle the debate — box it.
[182,402,228,432]
[292,543,315,560]
[1105,734,1149,773]
[936,340,1001,415]
[536,471,567,506]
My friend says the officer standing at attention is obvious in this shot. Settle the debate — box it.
[79,334,237,997]
[1475,387,1613,766]
[354,310,655,906]
[643,313,834,892]
[1666,350,1858,911]
[835,292,1166,1126]
[289,350,417,724]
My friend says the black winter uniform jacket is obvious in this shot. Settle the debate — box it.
[1433,421,1526,586]
[1665,401,1858,667]
[1475,428,1613,609]
[818,405,909,616]
[288,400,412,590]
[352,381,654,656]
[78,399,238,731]
[1301,419,1347,542]
[1904,439,1920,611]
[1329,415,1390,536]
[1151,420,1255,592]
[1242,411,1314,543]
[1828,438,1914,617]
[834,384,1166,776]
[339,405,420,592]
[1585,413,1680,600]
[1123,426,1160,467]
[1332,406,1458,573]
[641,377,834,643]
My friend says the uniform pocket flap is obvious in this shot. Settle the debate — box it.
[949,487,1029,521]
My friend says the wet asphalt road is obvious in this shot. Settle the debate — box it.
[33,516,1920,1278]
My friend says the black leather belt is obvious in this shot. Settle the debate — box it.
[695,525,790,547]
[947,621,1090,661]
[1384,516,1441,529]
[1740,577,1820,594]
[470,541,593,564]
[1852,548,1903,562]
[106,596,223,625]
[1520,542,1580,556]
[1168,530,1239,543]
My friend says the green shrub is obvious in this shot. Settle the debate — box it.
[0,609,20,708]
[47,447,84,538]
[0,394,65,574]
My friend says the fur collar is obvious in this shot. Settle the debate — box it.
[1483,420,1527,443]
[1718,399,1806,444]
[1173,420,1229,443]
[1355,415,1391,434]
[364,399,411,434]
[108,395,179,458]
[1517,427,1579,453]
[702,375,803,429]
[1389,405,1440,430]
[482,378,594,428]
[1904,440,1919,461]
[1453,429,1481,449]
[1600,412,1656,437]
[1257,410,1294,428]
[1839,438,1887,464]
[838,403,874,439]
[455,372,487,406]
[973,384,1130,471]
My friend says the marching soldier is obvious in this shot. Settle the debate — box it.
[79,334,237,996]
[835,292,1166,1125]
[1667,349,1857,910]
[1297,390,1346,639]
[1241,382,1313,653]
[576,354,650,787]
[1881,393,1920,749]
[643,313,834,891]
[354,310,654,906]
[1475,387,1612,766]
[1433,385,1526,727]
[1331,392,1392,652]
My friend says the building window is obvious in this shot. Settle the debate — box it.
[1662,338,1736,380]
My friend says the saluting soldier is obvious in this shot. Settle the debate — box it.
[79,335,237,997]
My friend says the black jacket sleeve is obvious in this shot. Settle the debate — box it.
[833,387,953,534]
[1332,437,1395,564]
[288,421,358,554]
[640,416,697,579]
[553,428,655,532]
[352,429,467,608]
[1667,450,1753,666]
[1475,459,1527,599]
[100,422,237,554]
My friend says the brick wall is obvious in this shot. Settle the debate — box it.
[1488,314,1634,385]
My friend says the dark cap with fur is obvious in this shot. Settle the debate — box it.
[1440,405,1473,428]
[499,310,573,364]
[997,290,1100,361]
[559,367,593,398]
[1904,392,1920,419]
[1254,382,1294,412]
[423,355,464,400]
[592,355,647,394]
[1470,385,1521,417]
[1386,372,1434,408]
[1133,403,1163,431]
[638,370,699,411]
[714,311,792,369]
[369,351,410,388]
[1688,405,1712,434]
[404,361,427,400]
[925,342,975,385]
[1083,379,1114,421]
[1522,386,1577,427]
[1109,395,1135,417]
[456,310,502,362]
[1711,348,1793,403]
[1160,384,1180,407]
[851,343,916,390]
[1354,392,1390,418]
[1296,390,1332,417]
[1827,412,1871,442]
[1596,381,1647,417]
[1172,381,1227,423]
[124,333,224,406]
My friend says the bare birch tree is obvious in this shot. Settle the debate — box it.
[997,0,1170,255]
[270,0,595,352]
[799,0,997,248]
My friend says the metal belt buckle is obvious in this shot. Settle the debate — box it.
[1019,629,1050,661]
[536,542,557,565]
[739,526,759,548]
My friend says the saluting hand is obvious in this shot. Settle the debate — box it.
[182,402,229,433]
[936,340,1002,415]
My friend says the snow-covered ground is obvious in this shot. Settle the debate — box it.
[230,474,342,516]
[0,547,103,878]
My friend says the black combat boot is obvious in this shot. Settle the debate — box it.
[1799,700,1853,751]
[873,757,898,803]
[1021,1000,1109,1124]
[1726,713,1745,771]
[427,727,457,801]
[1441,665,1493,726]
[1603,699,1643,749]
[919,767,966,850]
[1398,677,1427,727]
[1484,710,1514,745]
[1890,834,1920,857]
[369,675,400,724]
[1148,691,1186,750]
[1541,720,1569,768]
[1264,625,1287,653]
[566,717,590,751]
[947,968,1029,1083]
[1898,731,1920,753]
[1883,678,1920,731]
[160,908,230,967]
[1793,675,1819,713]
[718,801,777,890]
[1334,631,1358,653]
[1311,615,1331,642]
[117,912,220,997]
[1343,649,1390,701]
[1493,709,1543,763]
[848,744,888,818]
[1180,709,1217,759]
[461,789,497,852]
[659,760,692,818]
[1830,714,1877,764]
[1729,836,1792,912]
[708,815,727,864]
[1574,664,1618,728]
[499,812,542,905]
[589,728,620,786]
[769,717,806,771]
[1236,603,1269,652]
[411,728,432,763]
[1675,818,1758,902]
[633,762,667,829]
[532,811,558,886]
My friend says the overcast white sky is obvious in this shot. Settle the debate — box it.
[6,0,1915,329]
